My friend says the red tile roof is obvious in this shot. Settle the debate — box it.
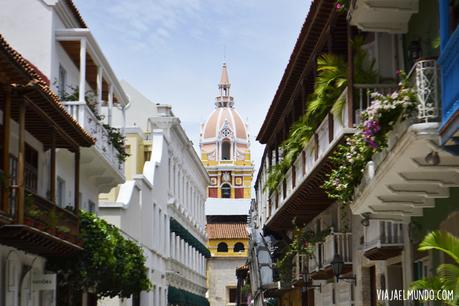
[206,223,248,239]
[0,34,94,147]
[65,0,88,28]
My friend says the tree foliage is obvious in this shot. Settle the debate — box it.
[410,231,459,305]
[47,211,151,304]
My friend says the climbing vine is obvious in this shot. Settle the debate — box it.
[323,73,417,204]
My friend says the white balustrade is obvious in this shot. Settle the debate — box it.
[364,220,403,251]
[323,232,352,267]
[63,102,124,177]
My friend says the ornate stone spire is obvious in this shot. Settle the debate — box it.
[216,63,234,108]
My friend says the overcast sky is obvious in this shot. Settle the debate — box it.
[74,0,311,175]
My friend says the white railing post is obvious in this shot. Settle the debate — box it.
[415,59,439,122]
[96,66,103,113]
[79,38,87,103]
[108,85,114,126]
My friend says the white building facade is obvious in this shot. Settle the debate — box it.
[0,1,128,306]
[98,82,209,306]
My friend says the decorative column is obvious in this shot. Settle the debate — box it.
[79,38,87,103]
[74,149,80,213]
[96,66,103,113]
[108,85,113,126]
[16,100,26,224]
[346,24,354,128]
[50,131,56,203]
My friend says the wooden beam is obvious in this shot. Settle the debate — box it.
[23,95,80,151]
[50,130,56,204]
[2,85,11,213]
[16,99,25,224]
[74,149,80,214]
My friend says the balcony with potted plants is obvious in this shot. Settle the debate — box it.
[265,49,397,229]
[55,29,129,192]
[342,58,459,221]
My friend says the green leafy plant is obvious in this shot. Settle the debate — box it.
[56,84,102,120]
[47,210,151,305]
[56,225,71,233]
[275,222,331,286]
[48,208,58,229]
[336,0,350,13]
[410,231,459,305]
[323,74,417,204]
[102,124,129,162]
[264,37,376,193]
[24,193,43,219]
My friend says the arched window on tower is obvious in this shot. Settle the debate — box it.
[221,184,231,198]
[221,139,231,160]
[217,242,228,252]
[233,242,245,253]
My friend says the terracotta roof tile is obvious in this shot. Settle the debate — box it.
[65,0,88,28]
[206,223,248,239]
[0,34,94,147]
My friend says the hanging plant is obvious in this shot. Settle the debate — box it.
[264,37,376,193]
[323,73,417,204]
[102,124,130,162]
[335,0,350,13]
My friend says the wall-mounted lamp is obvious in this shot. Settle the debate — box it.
[361,213,371,227]
[408,40,422,63]
[331,254,356,286]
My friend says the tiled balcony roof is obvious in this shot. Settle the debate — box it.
[206,223,248,239]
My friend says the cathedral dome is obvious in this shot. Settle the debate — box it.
[201,107,248,141]
[200,63,250,160]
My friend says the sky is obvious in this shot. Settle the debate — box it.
[74,0,311,175]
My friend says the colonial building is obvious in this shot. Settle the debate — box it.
[0,0,128,214]
[201,64,253,306]
[0,1,129,305]
[98,81,210,306]
[0,34,94,306]
[248,1,459,306]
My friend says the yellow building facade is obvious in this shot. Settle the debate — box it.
[202,64,253,306]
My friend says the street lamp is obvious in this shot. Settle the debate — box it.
[331,254,356,285]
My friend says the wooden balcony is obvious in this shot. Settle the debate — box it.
[265,84,397,231]
[363,220,403,260]
[0,191,82,256]
[308,232,352,280]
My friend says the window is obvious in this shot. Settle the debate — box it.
[25,144,38,192]
[217,242,228,252]
[228,287,237,304]
[233,242,245,253]
[58,64,67,99]
[57,176,66,208]
[221,184,231,198]
[221,139,231,160]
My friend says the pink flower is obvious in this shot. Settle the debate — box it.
[395,69,401,75]
[336,3,342,9]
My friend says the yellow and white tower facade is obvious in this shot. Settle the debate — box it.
[200,63,253,199]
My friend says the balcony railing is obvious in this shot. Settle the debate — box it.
[363,220,404,260]
[64,102,124,177]
[308,232,352,274]
[24,194,80,242]
[267,84,398,219]
[323,232,352,267]
[292,253,308,281]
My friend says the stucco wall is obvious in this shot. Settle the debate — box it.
[207,257,245,306]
